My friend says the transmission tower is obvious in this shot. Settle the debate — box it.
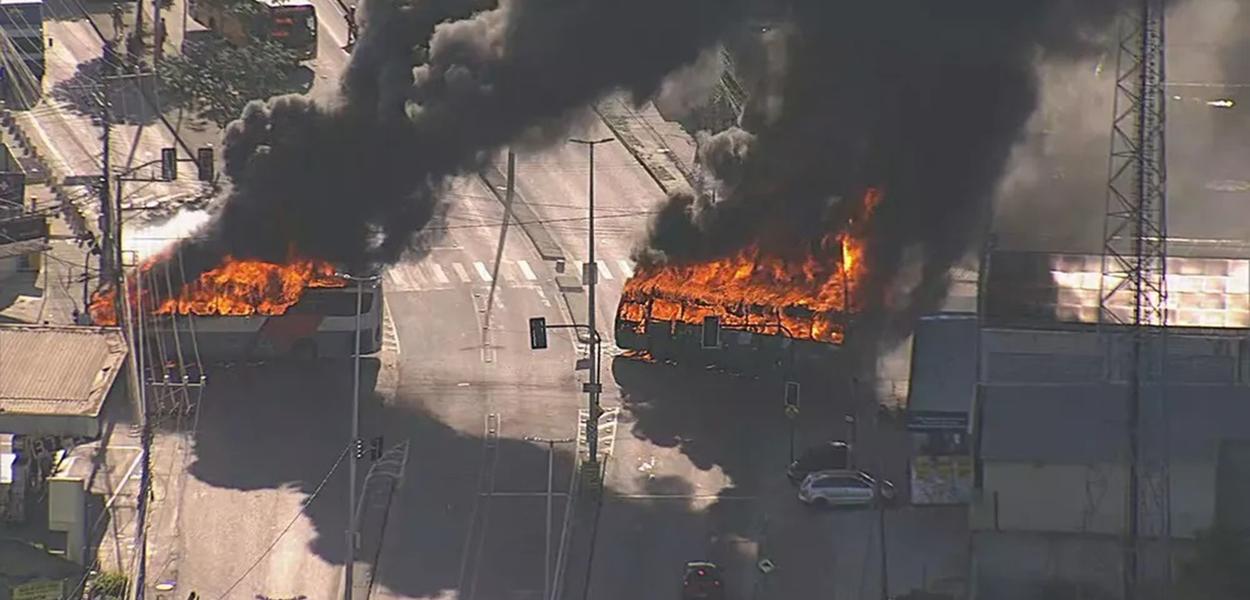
[1098,0,1172,599]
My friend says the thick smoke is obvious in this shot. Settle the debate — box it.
[172,0,743,278]
[640,0,1176,341]
[996,0,1250,254]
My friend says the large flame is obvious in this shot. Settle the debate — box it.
[617,187,881,345]
[89,255,347,326]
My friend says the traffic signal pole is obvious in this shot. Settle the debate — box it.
[569,137,613,478]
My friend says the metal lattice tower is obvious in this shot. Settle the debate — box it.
[1098,1,1172,599]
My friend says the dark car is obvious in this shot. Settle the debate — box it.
[682,561,725,600]
[786,441,850,484]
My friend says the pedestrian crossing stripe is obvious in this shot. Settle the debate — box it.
[429,263,450,283]
[473,261,493,282]
[517,260,537,281]
[452,262,472,282]
[383,258,638,291]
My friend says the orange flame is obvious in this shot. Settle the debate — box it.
[617,187,881,345]
[89,255,346,326]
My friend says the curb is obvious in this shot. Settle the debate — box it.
[476,167,588,330]
[476,166,565,262]
[593,101,695,196]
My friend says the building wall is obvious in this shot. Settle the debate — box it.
[981,327,1250,385]
[980,461,1214,538]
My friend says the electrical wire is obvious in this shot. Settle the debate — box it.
[214,440,352,600]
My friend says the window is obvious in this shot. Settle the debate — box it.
[290,291,372,316]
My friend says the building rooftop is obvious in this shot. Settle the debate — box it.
[0,324,127,418]
[985,250,1250,329]
[980,383,1250,464]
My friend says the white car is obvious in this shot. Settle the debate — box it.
[798,470,896,508]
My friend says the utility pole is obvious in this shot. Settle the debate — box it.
[335,270,380,600]
[483,150,515,338]
[152,0,162,64]
[525,436,574,600]
[97,78,113,292]
[568,137,613,478]
[878,485,888,600]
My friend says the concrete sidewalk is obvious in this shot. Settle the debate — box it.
[595,96,698,196]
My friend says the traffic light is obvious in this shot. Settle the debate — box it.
[784,381,800,410]
[354,438,364,460]
[160,147,177,181]
[196,146,214,182]
[701,315,720,349]
[370,436,383,460]
[529,317,548,349]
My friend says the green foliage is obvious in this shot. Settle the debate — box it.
[90,570,129,599]
[1175,527,1250,600]
[157,39,302,127]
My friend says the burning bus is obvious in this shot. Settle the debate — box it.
[614,188,880,371]
[90,256,383,362]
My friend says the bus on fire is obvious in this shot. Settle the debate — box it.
[148,276,383,361]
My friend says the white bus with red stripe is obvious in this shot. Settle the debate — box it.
[148,278,383,362]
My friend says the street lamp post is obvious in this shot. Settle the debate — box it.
[525,435,575,600]
[568,137,613,475]
[335,270,380,600]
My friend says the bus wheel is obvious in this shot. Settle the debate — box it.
[292,339,318,361]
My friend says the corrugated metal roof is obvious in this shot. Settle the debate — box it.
[980,383,1250,464]
[0,325,127,416]
[986,251,1250,328]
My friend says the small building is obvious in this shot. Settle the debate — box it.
[964,249,1250,599]
[0,0,45,107]
[0,325,130,439]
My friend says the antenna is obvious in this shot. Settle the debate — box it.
[1098,0,1172,598]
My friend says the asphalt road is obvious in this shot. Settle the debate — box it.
[35,0,208,210]
[45,6,974,598]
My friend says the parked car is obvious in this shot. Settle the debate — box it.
[786,441,851,484]
[681,561,725,600]
[798,470,896,508]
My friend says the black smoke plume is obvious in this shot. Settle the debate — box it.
[640,0,1175,342]
[168,0,743,280]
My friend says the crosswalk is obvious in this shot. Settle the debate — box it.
[384,257,637,292]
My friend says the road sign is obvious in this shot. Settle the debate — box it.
[784,404,799,419]
[757,558,775,574]
[13,580,63,600]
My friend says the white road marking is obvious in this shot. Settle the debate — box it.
[596,260,613,280]
[474,261,493,282]
[386,266,421,291]
[429,263,450,284]
[617,259,635,277]
[517,259,538,281]
[452,262,472,283]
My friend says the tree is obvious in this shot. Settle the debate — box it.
[157,38,302,127]
[1175,527,1250,600]
[89,570,129,599]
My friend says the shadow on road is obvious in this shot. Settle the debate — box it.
[184,357,586,599]
[50,58,164,126]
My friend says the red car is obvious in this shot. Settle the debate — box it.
[682,561,725,600]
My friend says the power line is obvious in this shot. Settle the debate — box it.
[214,441,351,600]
